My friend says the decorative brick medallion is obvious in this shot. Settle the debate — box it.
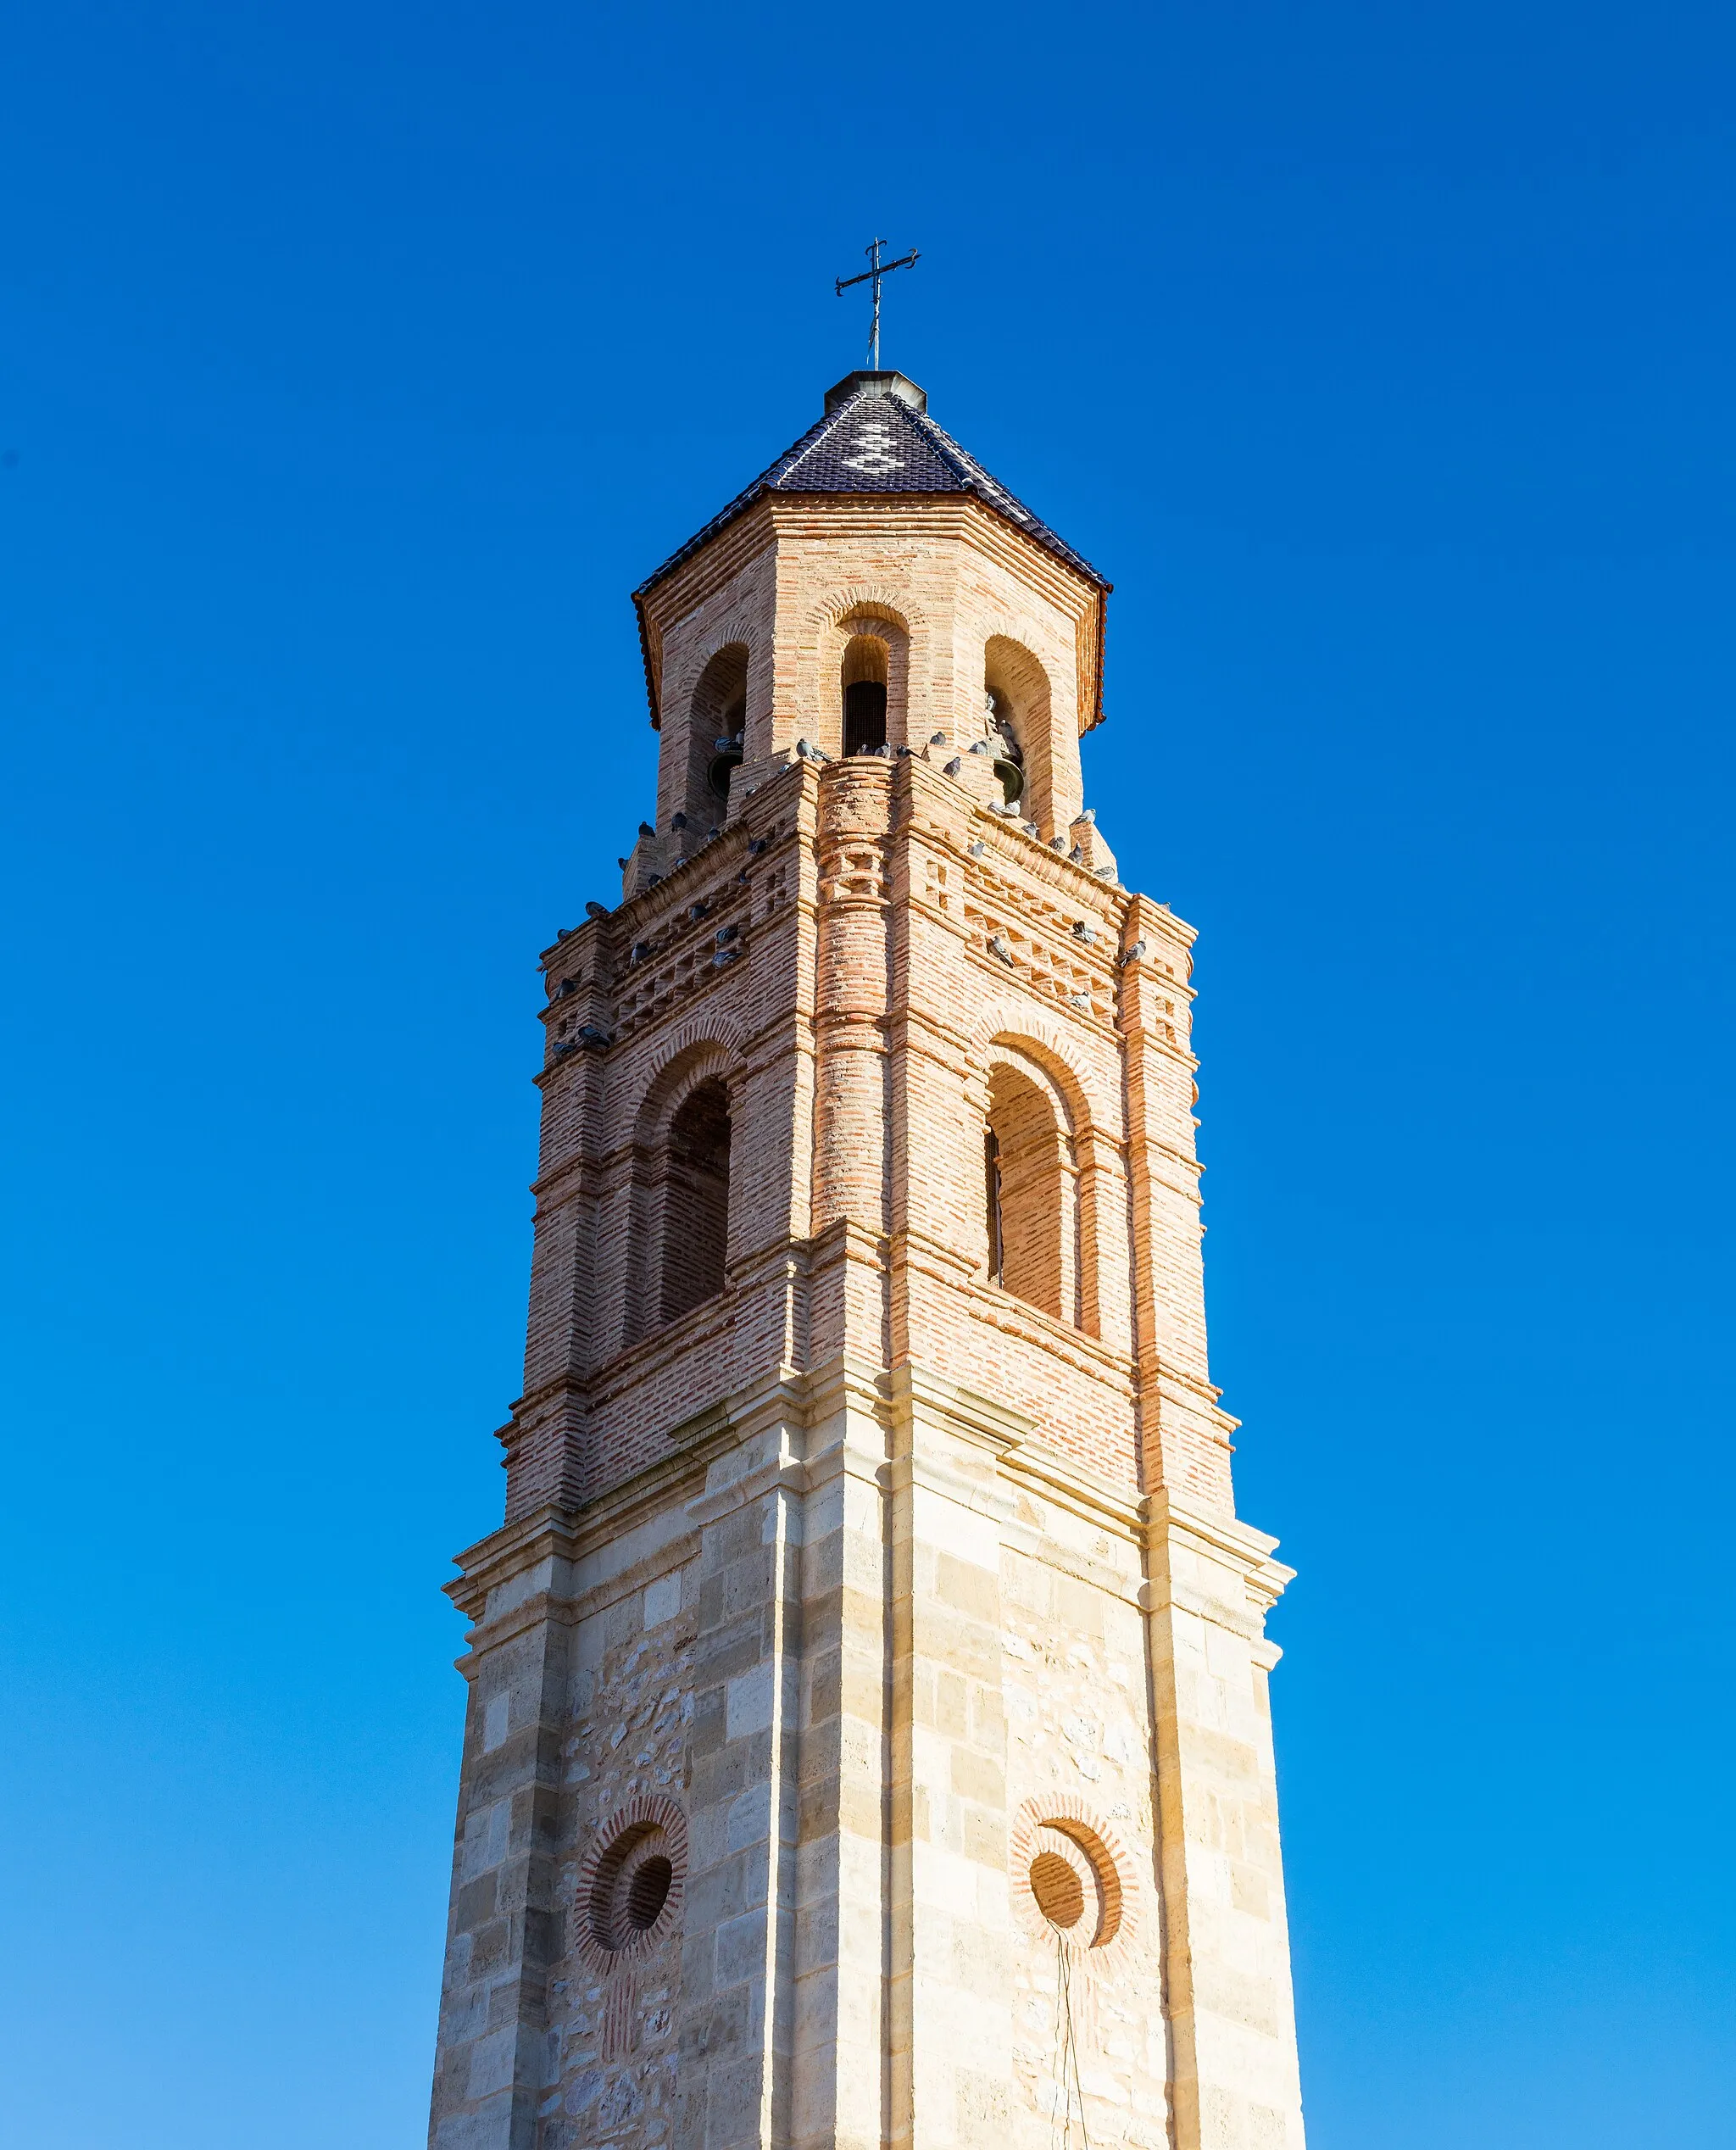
[570,1793,689,1977]
[1010,1793,1143,1976]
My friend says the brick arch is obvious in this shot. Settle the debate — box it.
[630,1022,745,1142]
[973,609,1071,681]
[971,1017,1118,1339]
[679,642,751,827]
[984,632,1051,712]
[982,1050,1071,1321]
[626,1035,742,1341]
[663,611,761,709]
[983,1038,1077,1134]
[657,613,764,827]
[798,589,926,757]
[569,1792,690,1977]
[809,587,926,636]
[968,588,1085,731]
[982,626,1081,835]
[968,1004,1113,1131]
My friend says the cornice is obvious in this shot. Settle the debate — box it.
[1140,1486,1297,1612]
[453,1356,1294,1662]
[762,495,1100,630]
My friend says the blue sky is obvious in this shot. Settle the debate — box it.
[3,2,1733,2144]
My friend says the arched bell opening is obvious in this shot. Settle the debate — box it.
[687,644,749,824]
[984,1058,1078,1325]
[984,637,1060,833]
[841,634,889,757]
[658,1077,732,1325]
[985,684,1025,807]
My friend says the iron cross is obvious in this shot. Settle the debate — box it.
[835,238,920,371]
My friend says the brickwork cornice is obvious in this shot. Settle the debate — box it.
[761,495,1099,634]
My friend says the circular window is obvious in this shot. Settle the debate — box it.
[571,1795,688,1972]
[587,1819,680,1952]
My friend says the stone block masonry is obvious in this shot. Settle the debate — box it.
[426,372,1307,2150]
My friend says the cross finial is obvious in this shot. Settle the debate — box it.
[835,237,920,371]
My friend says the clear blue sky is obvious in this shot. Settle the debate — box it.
[3,3,1732,2144]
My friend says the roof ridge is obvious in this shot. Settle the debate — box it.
[760,403,843,488]
[899,403,981,488]
[630,401,846,599]
[912,409,1022,515]
[901,405,1104,582]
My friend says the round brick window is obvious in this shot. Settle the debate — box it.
[580,1805,687,1959]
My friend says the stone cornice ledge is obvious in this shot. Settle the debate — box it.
[1000,1434,1144,1539]
[679,1355,897,1525]
[888,1360,1034,1457]
[1141,1487,1298,1634]
[449,1363,823,1620]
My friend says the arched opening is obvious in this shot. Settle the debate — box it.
[659,1078,731,1323]
[842,634,888,756]
[984,638,1063,833]
[688,645,749,821]
[985,1060,1071,1321]
[985,685,1024,806]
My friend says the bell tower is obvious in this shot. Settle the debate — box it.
[426,372,1308,2150]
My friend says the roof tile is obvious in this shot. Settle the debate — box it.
[633,376,1107,596]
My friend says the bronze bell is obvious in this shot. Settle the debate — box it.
[707,732,743,804]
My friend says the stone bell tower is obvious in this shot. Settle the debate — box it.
[426,370,1308,2150]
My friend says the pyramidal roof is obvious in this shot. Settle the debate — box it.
[633,372,1110,599]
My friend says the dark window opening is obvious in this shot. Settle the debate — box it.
[708,693,746,804]
[625,1855,673,1930]
[985,1126,1004,1284]
[659,1078,731,1323]
[689,646,748,824]
[844,679,887,756]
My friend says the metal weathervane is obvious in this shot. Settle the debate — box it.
[835,237,920,370]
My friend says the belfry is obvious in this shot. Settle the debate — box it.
[426,371,1308,2150]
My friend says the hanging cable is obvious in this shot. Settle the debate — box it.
[1049,1934,1092,2150]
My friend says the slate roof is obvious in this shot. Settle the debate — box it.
[632,374,1109,600]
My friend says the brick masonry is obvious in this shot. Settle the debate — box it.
[426,387,1307,2150]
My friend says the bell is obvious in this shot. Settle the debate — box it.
[707,739,743,804]
[985,694,1024,805]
